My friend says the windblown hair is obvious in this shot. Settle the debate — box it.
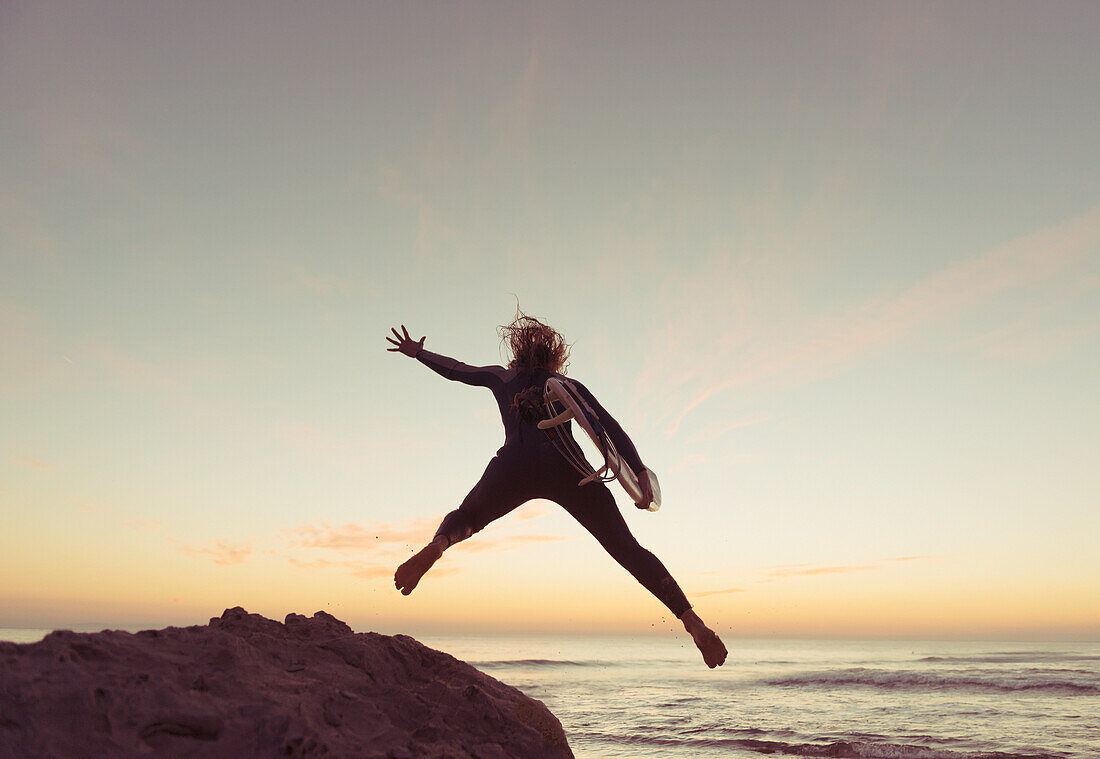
[498,309,570,375]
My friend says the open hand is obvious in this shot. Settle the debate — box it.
[386,325,425,358]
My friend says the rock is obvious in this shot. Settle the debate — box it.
[0,607,573,758]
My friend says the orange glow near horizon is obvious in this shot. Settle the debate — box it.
[4,542,1096,640]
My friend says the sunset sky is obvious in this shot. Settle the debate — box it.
[2,1,1098,640]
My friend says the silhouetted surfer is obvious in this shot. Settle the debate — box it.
[388,313,727,668]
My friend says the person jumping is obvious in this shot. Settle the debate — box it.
[387,313,727,668]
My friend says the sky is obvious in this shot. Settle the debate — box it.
[1,1,1098,640]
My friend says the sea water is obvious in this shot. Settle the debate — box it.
[416,634,1100,759]
[4,628,1097,758]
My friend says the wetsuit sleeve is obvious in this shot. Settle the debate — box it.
[572,380,647,475]
[416,348,506,389]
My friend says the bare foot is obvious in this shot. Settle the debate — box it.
[681,610,728,668]
[394,539,444,596]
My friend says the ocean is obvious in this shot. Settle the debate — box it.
[417,634,1100,759]
[4,628,1097,758]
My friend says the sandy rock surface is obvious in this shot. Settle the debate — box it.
[0,607,573,759]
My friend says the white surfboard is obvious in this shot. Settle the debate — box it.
[537,377,661,512]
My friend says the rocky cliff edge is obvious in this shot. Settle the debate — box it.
[0,607,573,759]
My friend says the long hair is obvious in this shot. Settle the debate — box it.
[498,309,570,375]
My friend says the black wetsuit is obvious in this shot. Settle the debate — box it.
[418,348,691,618]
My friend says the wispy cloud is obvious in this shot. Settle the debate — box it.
[14,455,53,470]
[656,204,1100,435]
[287,518,442,552]
[46,335,246,420]
[288,517,570,556]
[73,499,111,516]
[759,564,877,582]
[690,586,745,598]
[963,309,1100,367]
[455,533,570,554]
[287,557,343,571]
[182,540,254,566]
[287,556,459,581]
[515,502,552,521]
[119,517,164,532]
[283,516,572,582]
[669,453,708,475]
[0,299,242,406]
[691,557,935,595]
[71,498,167,535]
[687,414,770,445]
[755,556,933,583]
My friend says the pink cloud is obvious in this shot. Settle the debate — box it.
[287,518,441,552]
[690,586,745,598]
[283,515,572,585]
[288,517,570,559]
[182,540,254,566]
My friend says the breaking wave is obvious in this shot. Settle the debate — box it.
[469,658,597,668]
[580,732,1064,759]
[764,668,1100,694]
[917,653,1100,664]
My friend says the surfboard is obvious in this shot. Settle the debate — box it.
[537,377,662,512]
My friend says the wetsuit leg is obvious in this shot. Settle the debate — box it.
[553,481,692,618]
[434,451,534,547]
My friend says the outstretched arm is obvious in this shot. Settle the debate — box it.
[386,325,505,389]
[572,380,647,477]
